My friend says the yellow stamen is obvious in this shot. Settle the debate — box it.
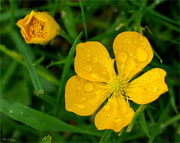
[30,18,47,38]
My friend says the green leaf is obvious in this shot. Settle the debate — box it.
[60,2,78,39]
[130,0,179,25]
[126,104,148,132]
[99,130,113,143]
[139,111,150,138]
[33,54,45,66]
[0,98,101,136]
[54,32,83,116]
[41,135,52,143]
[9,30,43,95]
[46,59,67,69]
[79,0,88,40]
[148,102,171,143]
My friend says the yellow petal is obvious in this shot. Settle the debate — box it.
[65,75,111,116]
[16,10,60,44]
[113,31,153,82]
[125,68,168,104]
[75,42,116,82]
[95,94,134,132]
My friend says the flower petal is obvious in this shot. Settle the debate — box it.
[113,31,153,82]
[95,94,134,132]
[65,75,111,116]
[125,68,168,104]
[75,42,116,83]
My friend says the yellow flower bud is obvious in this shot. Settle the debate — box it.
[17,10,60,45]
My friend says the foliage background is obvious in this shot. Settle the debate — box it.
[0,0,179,142]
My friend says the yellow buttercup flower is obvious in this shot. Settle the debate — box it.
[17,10,60,44]
[65,31,168,132]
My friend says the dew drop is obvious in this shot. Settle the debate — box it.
[93,58,98,63]
[78,105,85,110]
[104,105,110,111]
[107,114,110,117]
[84,82,94,92]
[78,87,81,90]
[153,86,159,92]
[9,110,13,113]
[118,52,128,63]
[136,47,148,61]
[20,111,24,115]
[86,65,92,71]
[74,103,78,106]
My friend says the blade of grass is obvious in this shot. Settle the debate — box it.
[126,104,149,132]
[60,2,78,39]
[0,60,18,93]
[152,47,163,63]
[79,0,88,40]
[130,0,179,25]
[0,45,59,86]
[167,78,178,114]
[46,59,66,69]
[10,30,43,95]
[0,98,101,136]
[148,102,171,143]
[139,111,150,138]
[51,0,58,17]
[9,0,15,27]
[160,114,180,129]
[99,130,113,143]
[41,135,52,143]
[54,32,83,117]
[33,54,45,66]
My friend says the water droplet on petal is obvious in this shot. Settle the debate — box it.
[9,110,13,113]
[104,105,110,111]
[107,114,110,117]
[153,86,159,92]
[84,82,94,92]
[74,103,77,106]
[78,105,85,110]
[136,47,148,61]
[78,87,81,90]
[86,65,92,71]
[93,58,98,63]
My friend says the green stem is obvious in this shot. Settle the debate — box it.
[126,104,148,132]
[79,0,88,40]
[59,29,74,44]
[54,32,83,117]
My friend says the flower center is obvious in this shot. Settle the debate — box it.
[30,18,47,38]
[109,78,126,95]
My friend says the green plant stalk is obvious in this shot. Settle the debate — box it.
[10,30,43,95]
[130,0,179,25]
[99,130,113,143]
[59,29,74,44]
[52,0,59,17]
[161,114,180,129]
[9,30,59,106]
[79,0,88,40]
[126,104,149,132]
[0,45,59,86]
[0,60,18,93]
[148,102,171,143]
[54,32,83,117]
